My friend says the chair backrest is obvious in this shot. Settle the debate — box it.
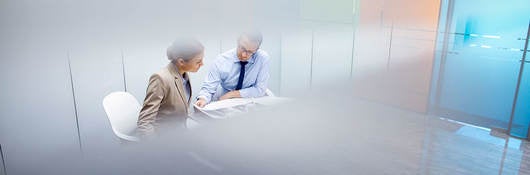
[265,88,275,97]
[102,92,141,141]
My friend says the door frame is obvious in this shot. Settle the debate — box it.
[507,21,530,140]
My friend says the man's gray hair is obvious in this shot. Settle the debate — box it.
[239,30,263,46]
[167,37,204,62]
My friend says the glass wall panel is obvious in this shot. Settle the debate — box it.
[312,24,354,86]
[432,0,530,131]
[280,29,313,97]
[0,1,81,174]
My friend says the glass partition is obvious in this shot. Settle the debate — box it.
[431,0,530,137]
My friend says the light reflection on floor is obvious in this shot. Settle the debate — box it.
[422,116,529,175]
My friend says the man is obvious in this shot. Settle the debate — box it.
[195,31,270,107]
[137,37,204,137]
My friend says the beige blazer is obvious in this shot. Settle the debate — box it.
[137,63,192,137]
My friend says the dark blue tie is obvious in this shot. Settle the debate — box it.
[235,61,248,90]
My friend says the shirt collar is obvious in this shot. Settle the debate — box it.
[169,63,188,81]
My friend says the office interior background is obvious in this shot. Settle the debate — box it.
[0,0,529,174]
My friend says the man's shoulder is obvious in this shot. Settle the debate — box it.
[255,49,270,64]
[219,48,237,59]
[213,49,237,65]
[256,50,270,59]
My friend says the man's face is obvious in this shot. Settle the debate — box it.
[237,36,259,61]
[180,52,204,73]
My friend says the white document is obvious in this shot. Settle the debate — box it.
[192,96,292,120]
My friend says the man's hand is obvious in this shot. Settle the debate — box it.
[195,98,207,108]
[219,91,241,100]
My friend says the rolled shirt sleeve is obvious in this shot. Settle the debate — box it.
[197,58,222,103]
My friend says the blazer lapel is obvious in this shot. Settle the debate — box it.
[167,64,189,110]
[183,72,192,104]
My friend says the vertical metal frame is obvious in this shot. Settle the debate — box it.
[507,21,530,139]
[121,49,128,92]
[432,0,455,113]
[0,144,6,175]
[67,52,83,152]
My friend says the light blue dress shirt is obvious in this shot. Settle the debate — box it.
[197,48,270,103]
[175,66,191,103]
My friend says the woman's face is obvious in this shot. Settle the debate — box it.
[180,52,204,73]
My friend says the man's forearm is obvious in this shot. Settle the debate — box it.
[220,90,241,100]
[238,86,267,98]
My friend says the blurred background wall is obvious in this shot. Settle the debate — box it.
[1,0,529,174]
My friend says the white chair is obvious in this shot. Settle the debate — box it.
[102,92,140,142]
[265,88,275,97]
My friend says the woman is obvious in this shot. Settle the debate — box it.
[137,37,204,138]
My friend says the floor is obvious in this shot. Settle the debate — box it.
[422,117,530,175]
[3,97,530,175]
